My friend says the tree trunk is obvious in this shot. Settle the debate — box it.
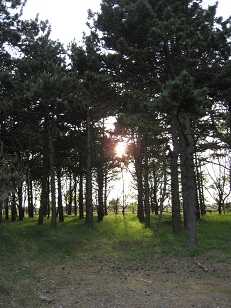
[11,192,17,222]
[38,174,47,225]
[39,115,50,225]
[178,112,197,245]
[104,171,108,216]
[0,199,3,224]
[27,178,34,218]
[152,169,158,215]
[97,162,104,221]
[5,197,9,220]
[49,119,56,228]
[155,146,168,231]
[57,167,64,222]
[68,173,72,215]
[74,176,77,216]
[17,182,24,221]
[195,153,206,216]
[79,172,84,219]
[86,109,93,228]
[144,135,150,228]
[170,118,182,233]
[134,133,144,223]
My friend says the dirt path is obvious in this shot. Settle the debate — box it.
[4,254,230,308]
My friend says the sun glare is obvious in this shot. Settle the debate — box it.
[115,142,126,158]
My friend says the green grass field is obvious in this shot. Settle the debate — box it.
[0,213,230,306]
[1,212,230,264]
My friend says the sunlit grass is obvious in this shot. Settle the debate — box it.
[1,212,230,263]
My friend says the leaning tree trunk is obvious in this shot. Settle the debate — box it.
[178,112,197,245]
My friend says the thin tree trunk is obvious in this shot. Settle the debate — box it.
[144,135,150,228]
[134,133,144,223]
[79,172,84,219]
[27,178,34,218]
[155,147,167,231]
[104,171,108,216]
[74,176,77,216]
[97,162,104,221]
[86,109,93,228]
[5,197,9,220]
[170,118,182,233]
[0,199,3,224]
[17,182,24,221]
[38,174,47,225]
[152,169,158,215]
[68,173,72,215]
[11,192,17,222]
[49,118,56,228]
[57,167,64,222]
[195,153,206,215]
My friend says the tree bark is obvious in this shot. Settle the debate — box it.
[0,199,3,224]
[144,135,150,228]
[170,118,182,233]
[104,171,108,216]
[49,118,56,228]
[152,169,158,215]
[178,112,197,245]
[11,192,17,222]
[68,173,72,215]
[17,182,24,221]
[134,133,144,223]
[97,161,104,221]
[57,166,64,222]
[5,197,9,220]
[86,109,93,228]
[79,172,84,219]
[74,176,77,216]
[27,178,34,218]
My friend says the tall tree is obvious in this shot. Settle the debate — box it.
[68,35,118,227]
[92,0,231,244]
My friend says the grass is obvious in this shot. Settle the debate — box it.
[0,212,230,263]
[0,212,230,305]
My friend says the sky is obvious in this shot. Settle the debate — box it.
[22,0,231,47]
[22,0,101,46]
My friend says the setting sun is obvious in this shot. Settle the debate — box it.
[115,142,126,158]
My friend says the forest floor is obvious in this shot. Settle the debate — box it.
[2,251,231,308]
[0,214,231,307]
